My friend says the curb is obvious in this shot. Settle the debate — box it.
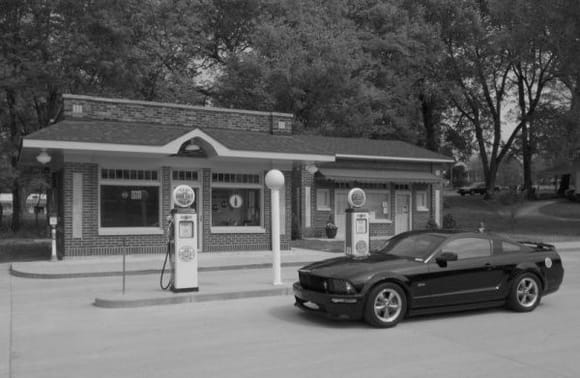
[93,286,294,308]
[10,261,310,280]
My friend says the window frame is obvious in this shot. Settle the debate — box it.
[416,190,429,212]
[365,189,392,223]
[316,188,331,211]
[210,171,265,234]
[98,167,163,235]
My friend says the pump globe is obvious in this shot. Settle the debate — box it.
[173,185,195,208]
[265,169,285,189]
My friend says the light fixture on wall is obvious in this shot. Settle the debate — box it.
[36,149,52,165]
[304,163,318,174]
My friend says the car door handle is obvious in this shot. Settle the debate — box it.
[484,263,495,270]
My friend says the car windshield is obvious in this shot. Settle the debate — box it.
[380,233,446,261]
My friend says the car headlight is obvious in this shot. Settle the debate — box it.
[328,279,357,294]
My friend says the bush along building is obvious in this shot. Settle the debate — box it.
[21,94,454,257]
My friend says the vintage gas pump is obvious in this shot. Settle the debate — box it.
[161,185,199,292]
[344,187,370,258]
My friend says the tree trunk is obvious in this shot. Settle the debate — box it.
[521,121,534,198]
[421,96,438,152]
[10,179,21,233]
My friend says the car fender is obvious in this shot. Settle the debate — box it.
[510,262,545,290]
[360,272,411,298]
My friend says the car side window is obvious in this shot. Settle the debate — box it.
[441,238,492,260]
[501,241,525,254]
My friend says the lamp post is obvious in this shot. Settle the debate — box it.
[265,169,284,285]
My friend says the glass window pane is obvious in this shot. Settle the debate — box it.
[366,192,389,220]
[442,238,491,259]
[100,185,159,227]
[211,188,261,227]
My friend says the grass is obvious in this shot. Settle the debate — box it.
[442,195,580,242]
[538,201,580,219]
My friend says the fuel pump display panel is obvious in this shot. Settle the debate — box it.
[179,221,194,238]
[356,219,367,234]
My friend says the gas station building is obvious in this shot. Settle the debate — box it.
[21,94,453,257]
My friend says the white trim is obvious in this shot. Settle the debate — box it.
[99,227,164,235]
[435,189,441,227]
[371,219,393,224]
[211,226,266,234]
[72,173,83,239]
[25,128,335,162]
[394,191,413,234]
[336,153,454,163]
[415,190,429,212]
[304,187,311,228]
[316,188,331,211]
[63,93,294,118]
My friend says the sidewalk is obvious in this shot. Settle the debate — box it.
[9,248,336,309]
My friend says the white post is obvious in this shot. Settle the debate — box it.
[271,188,281,285]
[265,170,285,285]
[51,225,57,261]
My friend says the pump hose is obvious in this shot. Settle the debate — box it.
[159,241,173,290]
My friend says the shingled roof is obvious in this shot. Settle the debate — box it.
[24,120,453,163]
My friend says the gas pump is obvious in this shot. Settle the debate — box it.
[160,185,199,292]
[344,188,370,258]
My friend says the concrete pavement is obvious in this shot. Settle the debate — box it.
[8,242,580,309]
[9,248,336,308]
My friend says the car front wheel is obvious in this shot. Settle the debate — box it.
[364,282,407,328]
[508,273,541,312]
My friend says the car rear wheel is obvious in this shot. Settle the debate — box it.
[508,273,541,312]
[364,282,406,328]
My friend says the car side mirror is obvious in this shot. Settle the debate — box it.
[436,252,458,267]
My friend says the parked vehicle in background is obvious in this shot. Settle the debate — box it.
[457,182,486,195]
[457,182,500,196]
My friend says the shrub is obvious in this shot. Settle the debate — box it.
[442,214,457,229]
[426,217,439,230]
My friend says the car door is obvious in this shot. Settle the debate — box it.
[422,237,505,307]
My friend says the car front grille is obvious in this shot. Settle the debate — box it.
[299,272,327,293]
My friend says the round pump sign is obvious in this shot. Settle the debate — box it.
[347,187,366,208]
[173,185,195,208]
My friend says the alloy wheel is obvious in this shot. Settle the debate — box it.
[373,288,403,323]
[516,277,539,308]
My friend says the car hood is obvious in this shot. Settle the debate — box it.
[299,253,417,280]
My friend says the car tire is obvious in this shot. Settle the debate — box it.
[364,282,407,328]
[507,273,541,312]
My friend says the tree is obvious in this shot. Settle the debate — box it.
[214,0,374,135]
[0,0,212,231]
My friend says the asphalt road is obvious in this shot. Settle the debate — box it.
[2,252,580,378]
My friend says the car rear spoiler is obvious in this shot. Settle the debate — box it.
[518,241,555,252]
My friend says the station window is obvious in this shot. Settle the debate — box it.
[211,172,264,233]
[416,191,429,211]
[99,168,161,234]
[316,189,330,210]
[366,190,391,221]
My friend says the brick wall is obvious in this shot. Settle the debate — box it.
[62,164,292,256]
[63,94,293,135]
[63,163,171,257]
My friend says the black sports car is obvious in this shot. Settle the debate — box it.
[293,230,564,328]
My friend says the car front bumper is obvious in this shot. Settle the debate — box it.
[293,282,365,320]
